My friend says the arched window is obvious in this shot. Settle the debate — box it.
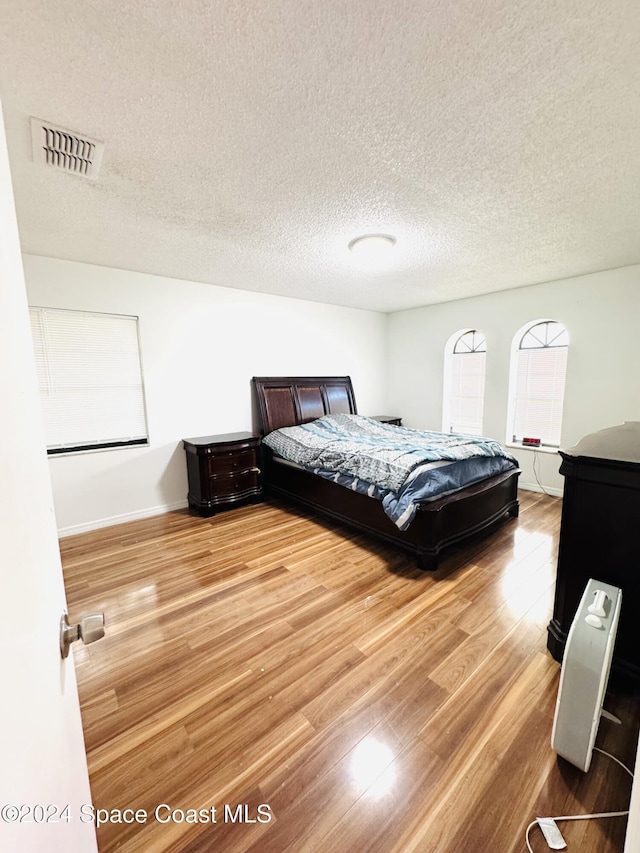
[508,320,569,447]
[443,329,486,435]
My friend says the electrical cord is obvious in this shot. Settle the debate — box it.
[524,747,634,852]
[532,449,553,497]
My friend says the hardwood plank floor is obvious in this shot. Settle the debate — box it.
[60,492,640,852]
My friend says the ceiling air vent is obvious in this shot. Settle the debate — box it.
[30,117,104,180]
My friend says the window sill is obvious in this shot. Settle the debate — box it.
[506,442,559,455]
[47,440,149,458]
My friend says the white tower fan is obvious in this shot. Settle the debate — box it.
[551,578,622,772]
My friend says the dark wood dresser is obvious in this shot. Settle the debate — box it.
[547,422,640,684]
[183,432,262,516]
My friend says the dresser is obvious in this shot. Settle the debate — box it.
[183,432,262,516]
[547,422,640,684]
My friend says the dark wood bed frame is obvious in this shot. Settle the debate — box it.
[252,376,520,571]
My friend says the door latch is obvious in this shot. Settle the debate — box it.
[60,612,105,659]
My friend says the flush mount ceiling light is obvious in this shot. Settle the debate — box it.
[348,233,396,269]
[349,234,396,258]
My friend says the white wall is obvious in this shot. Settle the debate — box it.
[23,255,388,534]
[24,255,640,526]
[387,265,640,494]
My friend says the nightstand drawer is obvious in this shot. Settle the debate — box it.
[208,448,257,476]
[208,469,260,498]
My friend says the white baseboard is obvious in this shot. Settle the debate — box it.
[57,499,189,538]
[519,482,564,497]
[57,483,561,538]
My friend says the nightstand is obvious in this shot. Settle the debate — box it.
[369,415,403,426]
[183,432,262,516]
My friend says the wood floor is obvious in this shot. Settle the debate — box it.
[61,491,639,853]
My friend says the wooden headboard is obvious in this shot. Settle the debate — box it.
[252,376,357,435]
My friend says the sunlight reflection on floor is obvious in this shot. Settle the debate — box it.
[500,530,555,619]
[350,736,397,799]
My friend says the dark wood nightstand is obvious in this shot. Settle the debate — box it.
[369,415,403,426]
[183,432,262,516]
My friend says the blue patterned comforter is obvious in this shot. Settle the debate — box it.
[264,414,519,530]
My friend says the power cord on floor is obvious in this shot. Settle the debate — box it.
[525,747,634,852]
[532,450,553,497]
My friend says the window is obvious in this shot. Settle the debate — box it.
[29,307,148,454]
[508,320,569,447]
[443,329,486,435]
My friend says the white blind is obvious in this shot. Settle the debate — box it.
[450,350,486,435]
[29,307,148,453]
[512,346,567,445]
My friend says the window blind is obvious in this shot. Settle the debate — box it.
[450,350,486,435]
[29,307,148,454]
[512,346,567,445]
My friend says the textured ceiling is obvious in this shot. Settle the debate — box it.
[1,0,639,313]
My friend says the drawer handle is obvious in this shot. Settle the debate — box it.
[249,467,261,473]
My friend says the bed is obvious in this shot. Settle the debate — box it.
[252,376,520,570]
